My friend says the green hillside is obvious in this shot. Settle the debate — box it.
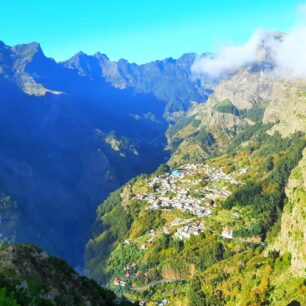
[0,243,135,306]
[85,75,306,305]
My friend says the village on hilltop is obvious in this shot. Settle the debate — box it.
[132,163,248,242]
[136,163,241,218]
[111,163,251,303]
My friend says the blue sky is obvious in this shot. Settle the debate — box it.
[0,0,302,63]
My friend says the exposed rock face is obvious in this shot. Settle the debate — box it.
[264,81,306,137]
[0,42,62,95]
[214,69,274,109]
[190,95,245,129]
[166,68,264,164]
[168,58,306,161]
[270,148,306,276]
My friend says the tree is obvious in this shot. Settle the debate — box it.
[155,164,170,175]
[0,288,19,306]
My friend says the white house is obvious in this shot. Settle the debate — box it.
[221,226,233,239]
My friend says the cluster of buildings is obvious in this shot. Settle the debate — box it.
[174,221,204,240]
[151,196,211,217]
[136,163,240,217]
[113,261,153,288]
[113,164,249,304]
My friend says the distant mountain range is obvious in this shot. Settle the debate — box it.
[0,40,215,265]
[0,41,213,116]
[64,50,214,116]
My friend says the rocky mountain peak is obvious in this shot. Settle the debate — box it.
[93,51,109,62]
[12,41,44,60]
[0,40,7,49]
[250,31,285,71]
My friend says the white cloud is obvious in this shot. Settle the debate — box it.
[192,3,306,79]
[274,27,306,78]
[191,30,267,78]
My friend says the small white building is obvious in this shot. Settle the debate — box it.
[119,281,126,287]
[221,226,233,239]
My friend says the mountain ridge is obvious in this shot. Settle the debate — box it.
[0,39,172,266]
[1,40,212,114]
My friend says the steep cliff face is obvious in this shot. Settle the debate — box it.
[263,82,306,276]
[213,69,274,109]
[270,148,306,276]
[264,81,306,137]
[167,64,306,164]
[166,67,270,165]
